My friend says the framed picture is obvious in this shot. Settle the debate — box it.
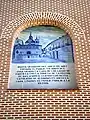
[8,25,77,89]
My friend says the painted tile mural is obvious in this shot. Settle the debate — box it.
[12,26,74,63]
[8,26,77,89]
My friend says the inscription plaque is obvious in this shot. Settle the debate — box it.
[8,26,77,89]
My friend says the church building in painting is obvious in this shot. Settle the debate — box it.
[12,33,42,62]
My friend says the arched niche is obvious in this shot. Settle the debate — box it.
[0,12,86,89]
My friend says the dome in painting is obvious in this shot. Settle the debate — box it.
[35,36,39,43]
[25,32,35,44]
[15,37,24,45]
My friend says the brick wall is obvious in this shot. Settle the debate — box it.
[0,0,90,119]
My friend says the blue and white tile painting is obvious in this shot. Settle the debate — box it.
[12,26,74,63]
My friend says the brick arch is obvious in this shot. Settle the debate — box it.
[1,12,85,39]
[0,12,86,85]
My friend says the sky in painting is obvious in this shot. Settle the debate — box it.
[18,25,66,48]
